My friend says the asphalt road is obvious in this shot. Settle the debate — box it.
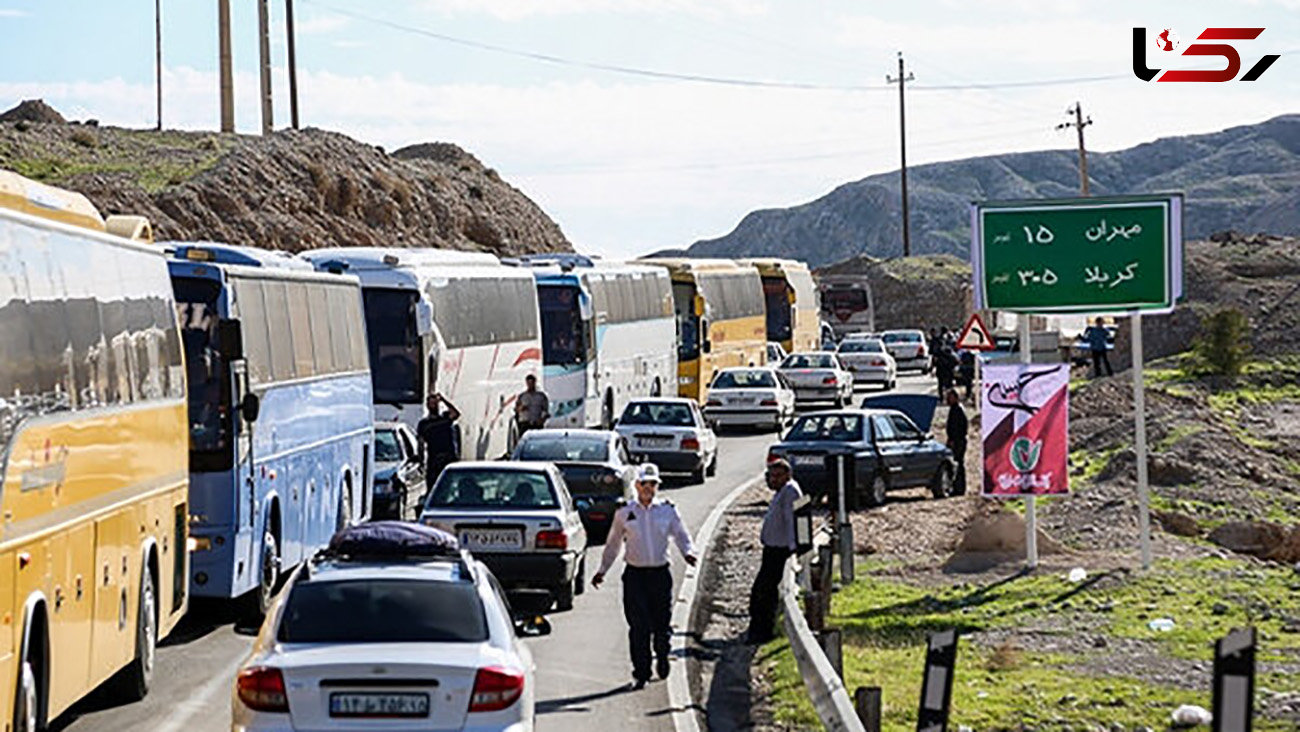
[52,370,939,732]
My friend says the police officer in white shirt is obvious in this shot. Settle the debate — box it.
[592,463,697,689]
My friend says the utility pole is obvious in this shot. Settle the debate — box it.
[154,0,162,130]
[1057,102,1093,195]
[887,52,915,257]
[285,0,300,129]
[218,0,234,133]
[257,0,273,135]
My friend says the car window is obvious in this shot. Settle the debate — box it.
[787,414,863,441]
[782,354,834,369]
[374,429,403,463]
[712,370,776,389]
[890,414,923,439]
[277,579,488,643]
[427,470,558,510]
[516,435,609,462]
[398,429,417,458]
[619,402,694,427]
[872,415,897,441]
[838,340,883,353]
[882,332,921,344]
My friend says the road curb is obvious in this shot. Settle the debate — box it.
[668,473,762,732]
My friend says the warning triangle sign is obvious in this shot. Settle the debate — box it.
[957,312,995,351]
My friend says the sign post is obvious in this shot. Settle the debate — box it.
[1019,317,1037,569]
[1212,627,1256,732]
[971,194,1183,571]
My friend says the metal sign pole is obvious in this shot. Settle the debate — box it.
[1133,312,1152,570]
[1019,316,1037,569]
[837,455,853,583]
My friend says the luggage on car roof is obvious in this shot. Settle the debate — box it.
[328,521,460,557]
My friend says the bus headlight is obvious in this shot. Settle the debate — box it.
[678,376,696,385]
[187,536,212,552]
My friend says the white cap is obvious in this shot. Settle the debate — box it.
[636,463,662,484]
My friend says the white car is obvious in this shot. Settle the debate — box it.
[765,341,788,365]
[704,367,797,432]
[778,352,855,407]
[231,524,543,732]
[880,329,931,373]
[614,397,718,485]
[836,338,896,391]
[420,462,588,611]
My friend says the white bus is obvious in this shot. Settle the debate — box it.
[302,248,542,460]
[512,254,676,429]
[818,275,876,341]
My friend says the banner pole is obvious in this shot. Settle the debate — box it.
[1133,312,1152,570]
[1019,315,1037,570]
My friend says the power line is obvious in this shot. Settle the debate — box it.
[301,0,1130,93]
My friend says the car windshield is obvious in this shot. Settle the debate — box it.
[277,579,488,643]
[426,470,558,510]
[374,429,403,462]
[882,332,922,344]
[839,340,883,353]
[516,435,609,462]
[782,354,834,369]
[787,414,864,442]
[619,402,695,427]
[713,370,776,389]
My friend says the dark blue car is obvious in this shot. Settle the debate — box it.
[767,406,956,509]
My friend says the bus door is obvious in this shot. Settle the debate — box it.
[223,336,259,576]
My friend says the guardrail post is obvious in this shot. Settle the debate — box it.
[817,628,843,681]
[855,686,883,732]
[805,591,825,631]
[837,455,855,584]
[818,543,834,590]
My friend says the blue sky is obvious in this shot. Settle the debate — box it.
[1,1,1297,258]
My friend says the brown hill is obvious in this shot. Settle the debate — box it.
[0,112,570,256]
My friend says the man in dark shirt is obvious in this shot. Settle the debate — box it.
[944,388,968,496]
[417,393,461,491]
[1085,317,1113,378]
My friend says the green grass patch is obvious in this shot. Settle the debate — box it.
[1070,446,1120,483]
[757,635,820,729]
[1155,423,1206,451]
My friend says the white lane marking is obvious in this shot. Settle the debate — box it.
[669,473,762,732]
[153,651,248,732]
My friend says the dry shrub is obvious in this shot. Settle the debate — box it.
[69,128,98,148]
[986,640,1023,672]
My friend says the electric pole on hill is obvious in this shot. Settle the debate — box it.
[887,52,915,257]
[154,0,162,130]
[286,0,300,129]
[257,0,273,135]
[1057,102,1093,196]
[218,0,234,133]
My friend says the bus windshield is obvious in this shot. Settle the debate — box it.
[672,282,700,362]
[173,277,231,467]
[763,277,792,342]
[824,289,869,313]
[538,285,587,366]
[363,289,422,405]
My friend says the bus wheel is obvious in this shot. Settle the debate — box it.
[114,568,156,700]
[245,532,280,617]
[14,656,40,732]
[336,478,353,532]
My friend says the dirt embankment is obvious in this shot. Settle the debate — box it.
[0,99,571,256]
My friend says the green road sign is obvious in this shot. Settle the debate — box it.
[971,194,1184,313]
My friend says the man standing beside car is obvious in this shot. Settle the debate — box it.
[945,388,968,496]
[593,463,697,689]
[417,393,461,492]
[746,459,803,644]
[515,374,550,437]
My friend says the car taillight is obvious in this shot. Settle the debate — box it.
[870,359,885,367]
[760,398,778,406]
[588,512,608,521]
[822,376,838,385]
[236,667,289,713]
[681,436,700,451]
[469,666,526,713]
[706,399,722,407]
[536,530,567,550]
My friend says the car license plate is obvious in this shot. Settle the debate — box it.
[729,396,756,405]
[330,692,429,718]
[638,435,673,447]
[460,528,524,551]
[792,454,824,467]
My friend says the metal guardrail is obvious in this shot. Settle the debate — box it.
[780,554,865,732]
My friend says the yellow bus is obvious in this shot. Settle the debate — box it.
[1,172,189,732]
[638,259,766,403]
[741,258,821,354]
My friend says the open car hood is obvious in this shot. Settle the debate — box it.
[861,393,940,432]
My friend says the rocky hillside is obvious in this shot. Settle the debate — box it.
[0,100,571,255]
[686,114,1300,266]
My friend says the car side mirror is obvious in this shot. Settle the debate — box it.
[240,393,261,424]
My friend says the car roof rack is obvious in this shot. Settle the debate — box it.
[306,522,474,581]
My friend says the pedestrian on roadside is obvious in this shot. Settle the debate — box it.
[957,349,976,401]
[745,459,803,645]
[514,374,550,437]
[944,389,969,496]
[935,344,957,394]
[928,327,940,356]
[592,463,697,689]
[1085,317,1113,378]
[417,393,461,492]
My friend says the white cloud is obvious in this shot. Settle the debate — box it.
[0,8,29,17]
[297,14,349,34]
[414,0,765,22]
[331,39,368,49]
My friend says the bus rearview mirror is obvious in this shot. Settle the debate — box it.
[415,301,434,336]
[240,393,261,424]
[217,319,244,361]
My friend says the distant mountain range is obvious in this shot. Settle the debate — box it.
[677,114,1300,267]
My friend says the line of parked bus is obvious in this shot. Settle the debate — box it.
[0,171,822,731]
